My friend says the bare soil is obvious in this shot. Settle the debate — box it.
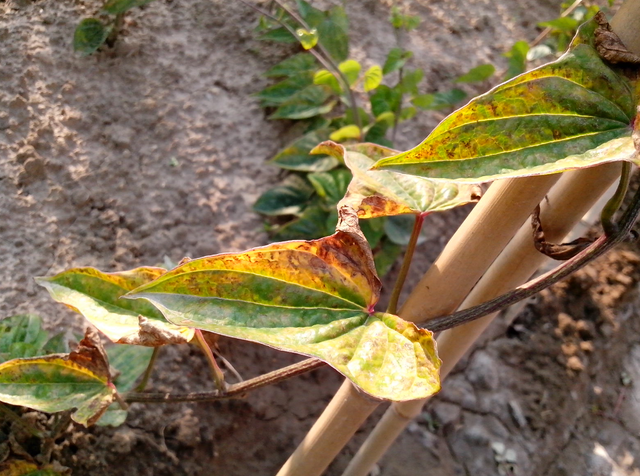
[2,0,640,475]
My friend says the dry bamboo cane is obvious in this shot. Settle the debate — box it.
[279,4,640,474]
[341,163,622,476]
[277,175,561,476]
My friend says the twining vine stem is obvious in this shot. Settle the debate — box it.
[124,166,640,404]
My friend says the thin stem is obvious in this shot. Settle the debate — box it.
[240,0,362,135]
[195,329,227,392]
[106,12,125,47]
[391,67,404,144]
[0,403,44,438]
[425,180,640,333]
[134,346,160,392]
[601,161,631,235]
[387,213,426,314]
[124,357,324,403]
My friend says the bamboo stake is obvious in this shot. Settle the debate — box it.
[277,175,560,476]
[342,162,622,476]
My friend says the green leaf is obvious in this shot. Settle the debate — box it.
[296,0,325,27]
[338,60,362,87]
[103,0,156,14]
[399,68,424,95]
[317,10,349,62]
[329,125,361,142]
[383,48,413,75]
[0,330,114,426]
[296,28,319,50]
[390,7,420,31]
[270,130,338,172]
[312,141,481,217]
[360,217,386,249]
[254,175,315,216]
[255,74,314,106]
[373,19,637,183]
[258,27,298,44]
[265,53,317,78]
[313,69,341,94]
[0,316,49,363]
[364,65,383,92]
[412,89,466,110]
[308,169,353,207]
[455,63,495,83]
[73,18,108,56]
[36,268,195,346]
[126,233,440,400]
[370,85,402,116]
[364,122,391,146]
[272,204,332,240]
[97,344,154,427]
[375,111,396,127]
[538,17,580,33]
[399,106,417,122]
[384,215,428,246]
[503,40,529,80]
[270,85,336,120]
[373,238,403,277]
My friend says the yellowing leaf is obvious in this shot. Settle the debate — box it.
[364,65,383,92]
[330,125,361,142]
[0,329,114,426]
[374,18,637,183]
[339,59,362,86]
[126,232,441,401]
[312,141,481,218]
[296,28,319,50]
[36,267,194,346]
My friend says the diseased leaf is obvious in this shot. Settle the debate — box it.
[455,63,495,83]
[73,18,108,56]
[254,175,315,216]
[0,315,50,363]
[0,329,115,426]
[364,65,383,92]
[126,232,440,400]
[270,130,338,172]
[312,141,481,218]
[35,268,194,346]
[374,19,637,183]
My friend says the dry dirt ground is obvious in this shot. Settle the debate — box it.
[2,0,640,475]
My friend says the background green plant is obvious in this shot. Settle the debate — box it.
[73,0,158,55]
[250,1,497,275]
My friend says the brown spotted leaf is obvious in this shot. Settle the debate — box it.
[0,329,115,426]
[126,232,441,401]
[313,141,481,218]
[373,17,638,183]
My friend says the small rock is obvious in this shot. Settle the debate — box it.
[466,351,499,391]
[432,402,461,427]
[508,400,527,428]
[580,341,594,353]
[575,320,595,340]
[557,312,576,336]
[567,356,584,372]
[561,342,578,357]
[111,427,137,454]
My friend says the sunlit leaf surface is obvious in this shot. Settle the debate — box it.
[36,268,194,346]
[374,19,637,183]
[313,141,481,218]
[127,232,441,400]
[0,330,114,426]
